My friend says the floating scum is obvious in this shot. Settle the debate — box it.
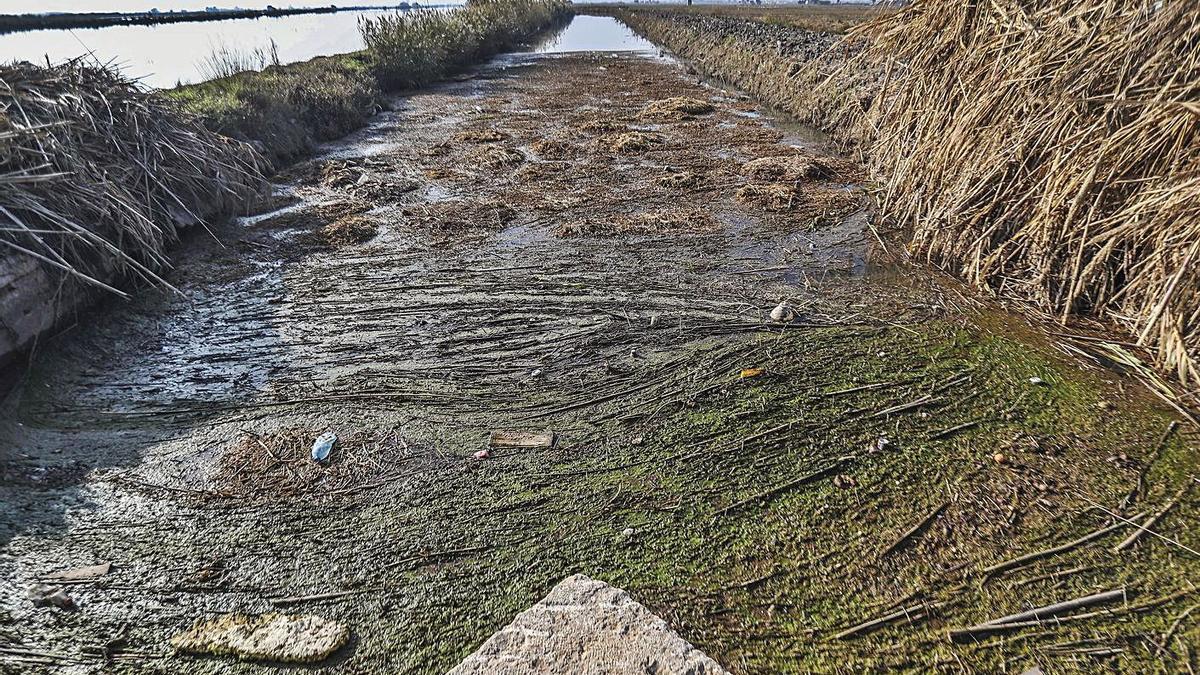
[802,0,1200,396]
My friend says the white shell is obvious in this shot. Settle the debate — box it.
[769,302,795,323]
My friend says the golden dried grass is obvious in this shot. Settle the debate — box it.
[0,61,264,294]
[601,131,665,153]
[741,155,831,182]
[322,215,378,247]
[639,96,716,121]
[474,144,526,167]
[556,209,717,237]
[736,182,803,211]
[804,0,1200,389]
[455,128,509,143]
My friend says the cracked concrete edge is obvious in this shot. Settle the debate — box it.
[448,573,731,675]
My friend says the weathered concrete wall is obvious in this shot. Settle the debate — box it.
[449,574,730,674]
[0,251,93,370]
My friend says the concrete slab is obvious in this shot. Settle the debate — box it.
[448,573,730,674]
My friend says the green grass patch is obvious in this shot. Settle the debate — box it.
[171,0,569,167]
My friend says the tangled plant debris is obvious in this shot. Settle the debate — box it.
[0,60,264,293]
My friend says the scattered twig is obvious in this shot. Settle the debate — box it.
[268,590,361,606]
[878,502,947,559]
[713,459,847,517]
[1156,603,1199,657]
[834,601,946,640]
[1114,482,1192,552]
[949,589,1126,642]
[982,513,1143,576]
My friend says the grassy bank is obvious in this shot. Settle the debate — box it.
[173,0,568,166]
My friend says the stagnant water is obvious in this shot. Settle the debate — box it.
[0,5,459,88]
[0,11,659,90]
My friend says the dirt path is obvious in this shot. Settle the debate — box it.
[2,29,1197,674]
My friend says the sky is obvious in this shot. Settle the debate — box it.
[3,2,346,13]
[4,0,872,14]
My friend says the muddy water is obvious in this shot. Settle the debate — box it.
[529,14,658,55]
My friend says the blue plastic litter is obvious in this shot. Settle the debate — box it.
[311,431,337,463]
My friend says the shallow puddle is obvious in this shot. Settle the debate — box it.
[529,15,657,55]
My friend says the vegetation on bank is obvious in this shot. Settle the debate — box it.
[612,1,1200,403]
[172,0,568,165]
[801,0,1200,399]
[170,53,381,166]
[0,61,263,293]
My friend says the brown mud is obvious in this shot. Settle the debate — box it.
[1,19,1197,674]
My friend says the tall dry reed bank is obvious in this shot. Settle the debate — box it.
[808,0,1200,391]
[0,62,263,293]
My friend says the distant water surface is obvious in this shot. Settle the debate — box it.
[0,7,460,88]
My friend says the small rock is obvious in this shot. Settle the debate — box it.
[1028,376,1045,385]
[28,584,75,610]
[769,302,796,323]
[993,452,1008,464]
[621,527,635,539]
[170,613,349,663]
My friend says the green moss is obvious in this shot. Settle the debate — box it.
[342,314,1196,673]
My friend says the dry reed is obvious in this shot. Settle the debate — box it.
[804,0,1200,390]
[0,60,264,294]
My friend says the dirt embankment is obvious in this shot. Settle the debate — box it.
[585,8,843,122]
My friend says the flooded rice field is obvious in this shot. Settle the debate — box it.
[1,16,1197,674]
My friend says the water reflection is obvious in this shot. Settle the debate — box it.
[530,15,656,54]
[0,7,458,88]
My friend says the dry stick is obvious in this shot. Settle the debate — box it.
[949,587,1195,644]
[878,502,948,559]
[982,588,1127,628]
[982,513,1144,576]
[1007,564,1100,590]
[834,601,947,640]
[1114,483,1193,552]
[516,379,661,420]
[1125,420,1182,508]
[1156,603,1199,657]
[382,545,488,571]
[1078,497,1200,557]
[927,419,980,440]
[869,394,942,419]
[712,459,846,518]
[268,590,361,607]
[948,589,1127,643]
